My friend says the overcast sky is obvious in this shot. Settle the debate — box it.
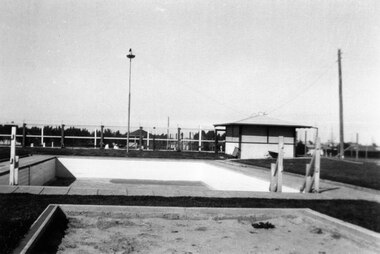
[1,0,379,144]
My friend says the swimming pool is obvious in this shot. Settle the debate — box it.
[56,157,298,192]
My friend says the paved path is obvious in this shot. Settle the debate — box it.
[0,156,379,203]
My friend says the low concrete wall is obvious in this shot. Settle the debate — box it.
[0,158,56,186]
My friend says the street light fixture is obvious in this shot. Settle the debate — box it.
[126,49,135,153]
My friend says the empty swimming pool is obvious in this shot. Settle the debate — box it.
[55,157,298,192]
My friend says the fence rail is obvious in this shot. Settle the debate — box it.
[0,123,226,152]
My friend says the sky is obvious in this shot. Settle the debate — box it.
[0,0,379,144]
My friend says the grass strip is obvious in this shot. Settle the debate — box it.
[237,158,380,190]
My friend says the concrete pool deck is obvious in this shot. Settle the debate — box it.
[0,156,379,202]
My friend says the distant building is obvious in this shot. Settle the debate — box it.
[214,115,312,159]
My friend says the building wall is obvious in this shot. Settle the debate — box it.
[240,143,294,159]
[225,125,296,159]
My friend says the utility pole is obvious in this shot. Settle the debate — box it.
[126,49,135,153]
[338,49,344,159]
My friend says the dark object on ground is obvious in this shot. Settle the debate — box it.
[251,221,275,229]
[268,151,278,159]
[237,158,380,190]
[0,194,379,254]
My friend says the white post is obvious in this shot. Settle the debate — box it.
[277,136,284,193]
[94,129,97,148]
[41,127,44,146]
[270,163,277,192]
[314,137,321,193]
[305,163,313,193]
[198,125,202,151]
[9,126,16,185]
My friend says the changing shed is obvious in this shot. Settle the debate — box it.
[214,115,312,159]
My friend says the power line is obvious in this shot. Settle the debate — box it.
[139,57,250,118]
[267,61,335,114]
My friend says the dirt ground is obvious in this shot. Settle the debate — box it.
[57,210,378,254]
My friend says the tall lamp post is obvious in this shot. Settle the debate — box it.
[126,49,135,153]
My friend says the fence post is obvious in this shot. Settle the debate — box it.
[100,125,104,149]
[153,127,156,150]
[198,126,202,151]
[22,123,26,148]
[9,126,16,185]
[277,136,284,192]
[41,127,44,147]
[314,137,321,193]
[177,128,181,152]
[139,126,143,150]
[60,124,65,148]
[94,129,97,148]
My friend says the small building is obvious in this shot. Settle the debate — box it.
[214,115,312,159]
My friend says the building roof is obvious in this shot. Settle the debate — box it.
[129,129,148,137]
[214,115,313,128]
